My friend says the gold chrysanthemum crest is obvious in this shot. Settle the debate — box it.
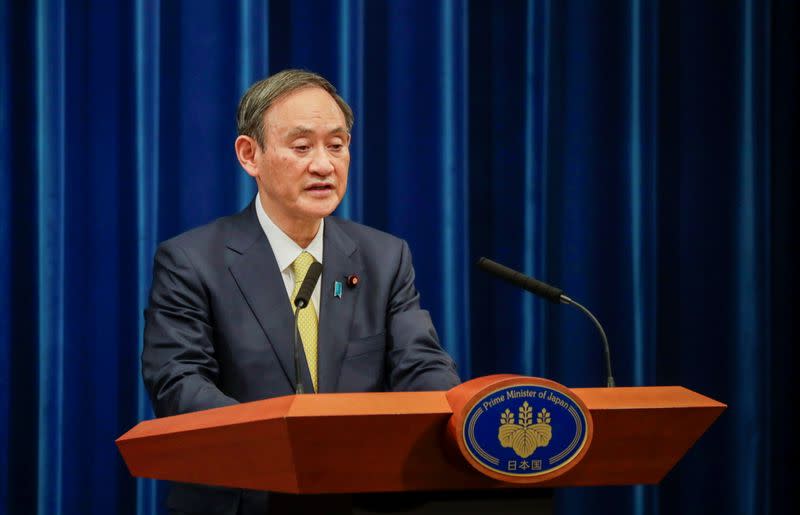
[497,401,553,458]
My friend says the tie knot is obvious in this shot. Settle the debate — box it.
[291,251,316,283]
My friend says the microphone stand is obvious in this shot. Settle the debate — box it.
[478,257,616,387]
[293,305,306,394]
[559,295,615,387]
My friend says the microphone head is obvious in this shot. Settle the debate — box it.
[294,261,323,308]
[476,257,564,303]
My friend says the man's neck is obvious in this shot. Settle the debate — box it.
[282,221,320,249]
[259,198,321,249]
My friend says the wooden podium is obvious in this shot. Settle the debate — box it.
[117,375,725,503]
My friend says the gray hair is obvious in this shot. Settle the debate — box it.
[236,69,354,148]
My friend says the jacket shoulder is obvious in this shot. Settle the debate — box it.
[158,206,254,254]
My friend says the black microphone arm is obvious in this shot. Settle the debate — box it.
[477,257,616,387]
[294,262,322,309]
[293,261,323,394]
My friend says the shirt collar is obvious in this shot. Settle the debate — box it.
[255,193,324,272]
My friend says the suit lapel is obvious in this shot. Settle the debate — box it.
[226,203,314,393]
[317,218,362,393]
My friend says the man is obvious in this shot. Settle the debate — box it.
[142,69,460,514]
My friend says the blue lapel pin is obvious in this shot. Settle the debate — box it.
[334,280,343,298]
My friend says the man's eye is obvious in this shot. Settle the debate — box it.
[329,144,343,151]
[294,145,310,152]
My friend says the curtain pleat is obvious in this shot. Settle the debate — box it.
[34,1,66,513]
[733,1,769,512]
[236,0,267,208]
[438,0,471,374]
[134,0,161,512]
[0,0,10,506]
[0,1,795,514]
[336,0,364,222]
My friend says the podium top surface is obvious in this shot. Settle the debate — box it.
[117,383,725,493]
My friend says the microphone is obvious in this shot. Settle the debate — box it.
[295,262,322,309]
[477,257,616,387]
[293,261,323,394]
[477,257,564,302]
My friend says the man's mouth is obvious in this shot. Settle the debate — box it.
[306,183,334,191]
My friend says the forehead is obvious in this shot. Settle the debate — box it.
[264,87,346,132]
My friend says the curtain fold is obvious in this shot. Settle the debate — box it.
[0,0,10,506]
[1,1,795,514]
[35,1,66,513]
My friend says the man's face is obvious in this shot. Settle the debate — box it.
[250,87,350,228]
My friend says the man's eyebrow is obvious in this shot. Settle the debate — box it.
[285,126,349,138]
[286,126,313,138]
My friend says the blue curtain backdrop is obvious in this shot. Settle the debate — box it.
[1,0,797,514]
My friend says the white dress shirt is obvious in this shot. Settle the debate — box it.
[254,193,323,313]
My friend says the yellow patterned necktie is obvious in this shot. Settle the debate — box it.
[290,251,319,392]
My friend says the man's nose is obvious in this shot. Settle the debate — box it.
[308,147,335,175]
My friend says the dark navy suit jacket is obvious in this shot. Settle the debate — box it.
[142,201,460,514]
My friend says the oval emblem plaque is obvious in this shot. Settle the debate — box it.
[454,377,592,481]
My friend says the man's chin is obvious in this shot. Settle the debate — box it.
[299,199,341,220]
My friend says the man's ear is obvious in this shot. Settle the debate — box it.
[235,135,260,178]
